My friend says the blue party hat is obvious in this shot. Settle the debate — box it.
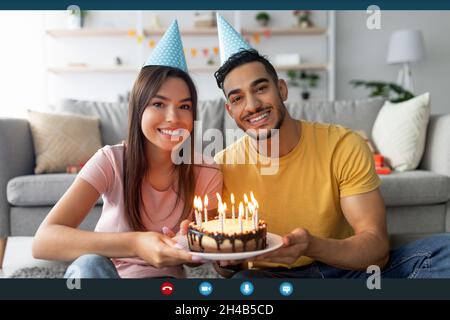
[216,13,252,65]
[144,20,188,72]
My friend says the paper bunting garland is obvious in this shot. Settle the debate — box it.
[127,26,270,59]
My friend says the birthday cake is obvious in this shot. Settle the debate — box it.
[187,218,267,253]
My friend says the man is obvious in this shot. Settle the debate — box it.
[212,15,450,278]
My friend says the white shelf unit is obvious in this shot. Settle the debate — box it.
[46,26,328,37]
[45,11,335,102]
[48,63,328,74]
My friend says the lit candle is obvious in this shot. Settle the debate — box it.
[250,192,259,229]
[198,197,203,224]
[231,193,235,220]
[194,196,202,227]
[248,202,256,229]
[223,202,227,232]
[244,193,249,221]
[216,193,223,229]
[238,201,244,233]
[223,202,227,218]
[193,196,198,223]
[204,195,208,223]
[216,193,222,208]
[220,211,224,233]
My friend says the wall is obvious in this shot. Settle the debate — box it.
[0,11,46,118]
[44,10,329,105]
[2,11,450,117]
[336,11,450,114]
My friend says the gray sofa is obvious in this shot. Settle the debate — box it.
[1,97,450,267]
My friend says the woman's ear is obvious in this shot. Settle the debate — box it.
[278,79,288,101]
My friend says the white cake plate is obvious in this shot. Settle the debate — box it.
[173,232,283,261]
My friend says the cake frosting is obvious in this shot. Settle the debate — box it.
[187,217,267,253]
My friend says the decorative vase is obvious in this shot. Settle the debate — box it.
[67,14,82,29]
[301,91,310,100]
[299,20,310,29]
[257,19,269,27]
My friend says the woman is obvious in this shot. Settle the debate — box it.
[32,21,222,278]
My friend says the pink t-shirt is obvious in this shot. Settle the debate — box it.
[78,144,222,278]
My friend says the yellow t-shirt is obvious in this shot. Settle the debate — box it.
[214,120,381,269]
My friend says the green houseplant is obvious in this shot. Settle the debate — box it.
[350,80,415,103]
[255,12,271,27]
[293,10,313,28]
[287,70,320,100]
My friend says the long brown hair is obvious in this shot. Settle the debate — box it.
[124,66,197,231]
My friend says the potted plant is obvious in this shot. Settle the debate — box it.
[293,10,313,28]
[349,80,415,102]
[255,12,271,27]
[287,70,320,100]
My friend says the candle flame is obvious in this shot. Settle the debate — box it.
[194,196,200,210]
[239,201,244,217]
[231,193,235,204]
[250,191,258,208]
[243,193,248,204]
[204,195,208,208]
[248,202,254,214]
[216,193,222,205]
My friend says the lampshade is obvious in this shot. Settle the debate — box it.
[387,30,426,64]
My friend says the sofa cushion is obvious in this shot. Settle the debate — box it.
[379,170,450,206]
[53,99,128,146]
[222,97,385,147]
[7,174,103,206]
[10,206,102,236]
[28,110,103,174]
[286,97,385,139]
[372,93,431,172]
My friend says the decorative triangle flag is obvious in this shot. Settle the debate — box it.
[143,20,188,72]
[216,13,252,65]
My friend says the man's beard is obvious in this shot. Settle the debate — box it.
[239,104,286,141]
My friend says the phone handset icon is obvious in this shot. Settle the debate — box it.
[160,282,174,296]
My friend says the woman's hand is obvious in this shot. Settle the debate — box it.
[162,219,190,237]
[134,231,200,268]
[161,219,206,267]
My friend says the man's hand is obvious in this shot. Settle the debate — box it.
[218,228,311,268]
[253,228,311,265]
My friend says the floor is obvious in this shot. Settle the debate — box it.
[1,237,67,278]
[0,237,220,278]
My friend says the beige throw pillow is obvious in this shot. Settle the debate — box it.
[372,92,431,172]
[28,110,102,174]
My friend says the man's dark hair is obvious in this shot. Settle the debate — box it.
[214,49,279,90]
